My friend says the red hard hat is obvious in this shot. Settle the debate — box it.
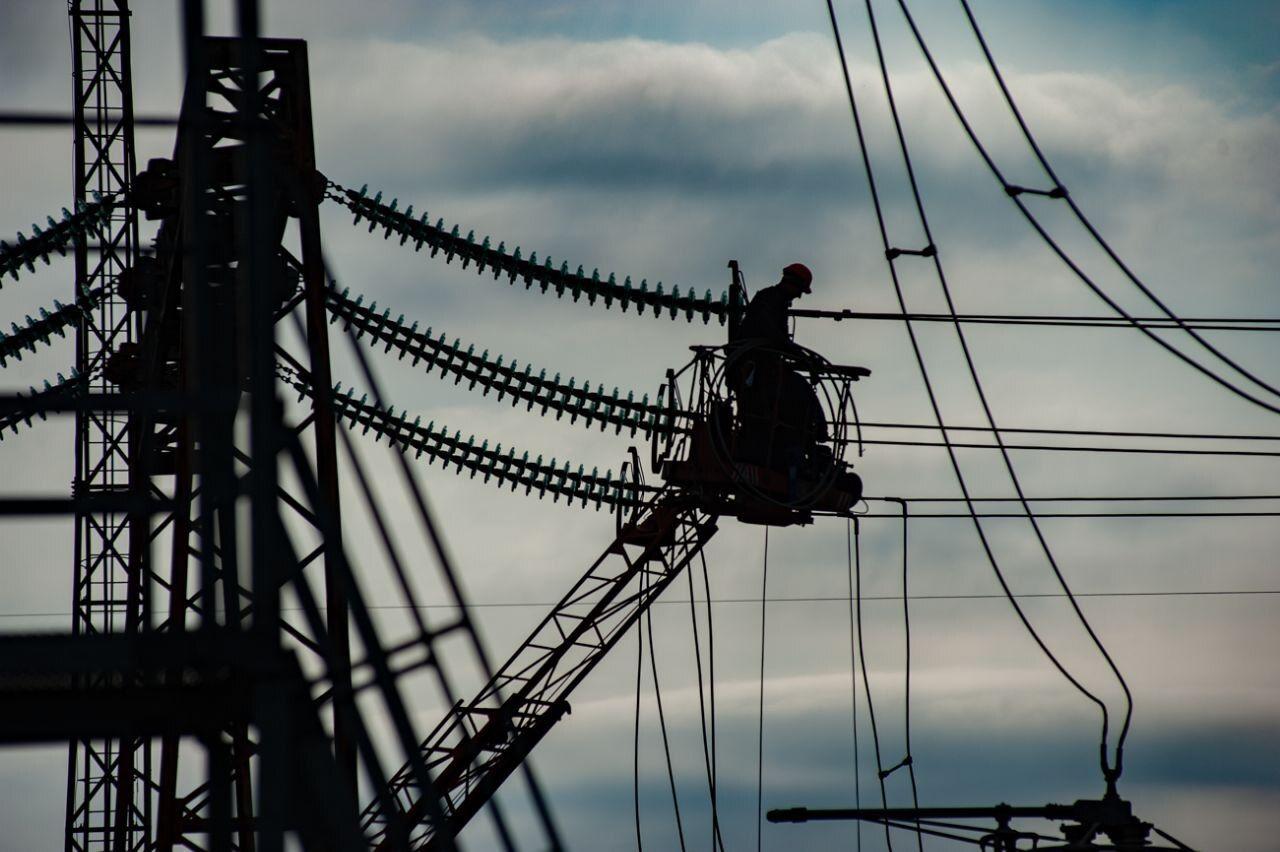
[782,262,813,292]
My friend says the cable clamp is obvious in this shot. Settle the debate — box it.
[885,245,936,261]
[1004,184,1067,199]
[878,754,913,780]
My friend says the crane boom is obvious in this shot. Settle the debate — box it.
[361,489,718,850]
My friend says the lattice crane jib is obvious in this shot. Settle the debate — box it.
[333,260,872,845]
[363,491,718,851]
[325,190,877,844]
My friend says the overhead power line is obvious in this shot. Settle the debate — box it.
[328,286,666,437]
[850,510,1280,519]
[0,588,1274,620]
[331,182,731,324]
[844,420,1280,444]
[953,0,1280,407]
[0,200,112,286]
[846,437,1280,457]
[892,0,1280,417]
[0,111,178,127]
[866,494,1280,503]
[850,519,895,850]
[828,0,1132,782]
[792,308,1280,333]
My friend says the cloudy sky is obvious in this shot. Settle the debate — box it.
[2,1,1278,850]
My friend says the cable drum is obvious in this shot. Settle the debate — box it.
[718,340,853,508]
[654,341,866,520]
[650,370,682,477]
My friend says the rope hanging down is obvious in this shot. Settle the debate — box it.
[327,182,730,325]
[0,370,84,440]
[327,287,673,437]
[645,565,689,852]
[845,518,863,852]
[849,518,893,851]
[0,199,111,286]
[0,287,106,367]
[756,528,769,852]
[688,552,726,852]
[634,601,646,852]
[886,500,924,852]
[281,366,659,511]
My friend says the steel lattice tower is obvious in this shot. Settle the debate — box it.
[67,2,150,850]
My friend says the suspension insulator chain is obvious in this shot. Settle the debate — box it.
[0,286,107,368]
[0,370,85,440]
[0,198,113,287]
[281,365,661,511]
[326,182,730,325]
[326,287,680,438]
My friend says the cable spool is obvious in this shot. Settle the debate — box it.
[654,342,864,518]
[714,340,849,510]
[651,368,685,476]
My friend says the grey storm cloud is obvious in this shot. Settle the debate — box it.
[312,33,1280,218]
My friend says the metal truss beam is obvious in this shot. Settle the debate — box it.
[362,490,718,851]
[67,4,148,852]
[45,8,562,850]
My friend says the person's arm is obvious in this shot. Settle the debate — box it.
[744,288,810,357]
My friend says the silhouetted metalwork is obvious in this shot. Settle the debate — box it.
[332,183,732,325]
[326,288,669,437]
[769,795,1196,850]
[66,2,150,849]
[2,5,565,850]
[653,341,867,526]
[0,3,1230,850]
[359,264,874,848]
[364,492,717,850]
[133,31,357,850]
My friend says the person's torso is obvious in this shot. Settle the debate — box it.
[738,285,791,342]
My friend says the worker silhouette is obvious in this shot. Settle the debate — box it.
[729,263,828,484]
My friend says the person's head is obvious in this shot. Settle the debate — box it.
[780,262,813,298]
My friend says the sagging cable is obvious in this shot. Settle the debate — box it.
[0,369,84,439]
[281,364,660,511]
[326,287,679,438]
[327,182,730,325]
[0,287,106,367]
[0,198,112,286]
